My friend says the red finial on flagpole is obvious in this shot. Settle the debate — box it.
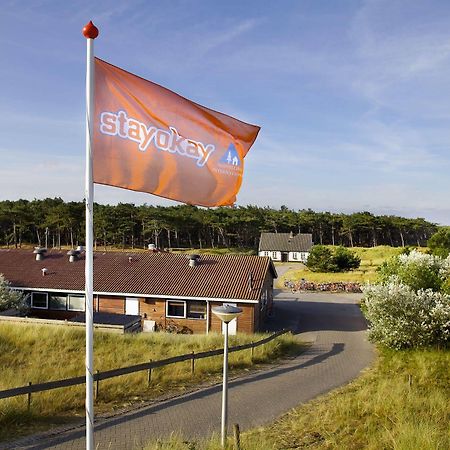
[82,21,99,39]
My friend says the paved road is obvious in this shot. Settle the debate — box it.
[5,292,374,450]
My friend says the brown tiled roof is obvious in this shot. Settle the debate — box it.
[259,233,313,252]
[0,250,276,301]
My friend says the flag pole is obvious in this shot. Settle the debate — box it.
[82,20,99,450]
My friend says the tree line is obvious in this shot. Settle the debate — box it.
[0,198,437,250]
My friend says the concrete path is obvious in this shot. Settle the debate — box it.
[5,293,374,450]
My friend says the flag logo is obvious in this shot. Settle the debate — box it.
[220,143,241,167]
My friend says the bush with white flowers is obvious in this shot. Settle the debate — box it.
[362,251,450,349]
[0,274,24,311]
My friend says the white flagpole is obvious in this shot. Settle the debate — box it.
[82,20,98,450]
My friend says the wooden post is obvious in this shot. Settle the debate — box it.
[27,381,32,411]
[95,370,99,402]
[251,342,254,362]
[191,351,195,375]
[148,360,152,387]
[233,423,241,450]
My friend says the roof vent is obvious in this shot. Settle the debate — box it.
[189,254,201,267]
[148,243,156,251]
[33,247,47,261]
[67,249,80,263]
[41,268,48,276]
[128,256,133,263]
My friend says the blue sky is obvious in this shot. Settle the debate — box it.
[1,0,450,224]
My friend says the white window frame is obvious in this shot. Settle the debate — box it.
[166,300,186,319]
[264,251,269,257]
[68,294,85,312]
[31,292,48,309]
[292,252,298,260]
[271,251,277,259]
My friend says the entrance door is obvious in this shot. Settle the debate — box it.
[222,302,238,335]
[125,297,139,315]
[281,252,288,262]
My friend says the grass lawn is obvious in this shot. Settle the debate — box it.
[277,245,407,287]
[145,347,450,450]
[0,323,302,442]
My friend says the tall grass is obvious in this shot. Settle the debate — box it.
[146,347,449,449]
[0,323,301,441]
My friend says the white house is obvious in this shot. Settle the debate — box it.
[258,232,313,263]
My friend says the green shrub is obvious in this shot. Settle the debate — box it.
[428,228,450,257]
[307,245,360,273]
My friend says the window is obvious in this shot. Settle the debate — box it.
[271,251,277,259]
[49,294,67,310]
[292,252,298,260]
[263,251,269,257]
[31,292,48,309]
[68,295,85,311]
[166,300,186,318]
[187,302,206,319]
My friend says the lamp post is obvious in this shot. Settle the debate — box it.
[211,305,243,448]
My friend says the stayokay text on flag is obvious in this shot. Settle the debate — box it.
[93,58,260,207]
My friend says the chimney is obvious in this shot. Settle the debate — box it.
[33,247,47,261]
[248,271,253,290]
[67,249,80,263]
[148,243,156,251]
[128,256,133,263]
[41,268,48,276]
[189,254,200,267]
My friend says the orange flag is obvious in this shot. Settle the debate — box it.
[93,58,260,207]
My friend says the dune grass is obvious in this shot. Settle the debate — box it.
[145,347,450,450]
[0,322,301,441]
[277,245,407,287]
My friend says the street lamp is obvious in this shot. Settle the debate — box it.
[212,305,243,448]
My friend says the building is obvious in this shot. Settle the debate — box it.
[258,232,313,263]
[0,249,277,334]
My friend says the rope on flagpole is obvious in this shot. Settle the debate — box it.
[82,20,98,450]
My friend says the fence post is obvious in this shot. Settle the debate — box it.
[233,423,241,450]
[251,342,254,362]
[27,381,32,411]
[191,351,195,375]
[95,370,99,402]
[148,359,153,387]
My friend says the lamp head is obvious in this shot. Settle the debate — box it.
[212,305,243,324]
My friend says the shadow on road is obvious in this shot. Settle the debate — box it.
[26,343,345,449]
[266,299,368,334]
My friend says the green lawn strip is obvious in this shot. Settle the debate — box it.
[0,323,302,442]
[145,347,450,450]
[277,245,406,287]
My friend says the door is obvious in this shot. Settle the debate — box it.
[222,302,238,335]
[125,297,139,315]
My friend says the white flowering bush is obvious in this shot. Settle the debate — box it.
[362,251,450,348]
[363,281,450,348]
[0,274,24,311]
